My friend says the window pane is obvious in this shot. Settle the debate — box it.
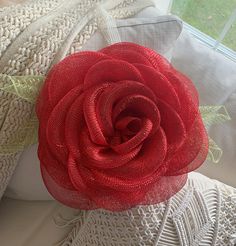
[171,0,236,41]
[222,21,236,51]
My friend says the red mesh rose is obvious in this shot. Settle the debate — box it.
[36,42,208,211]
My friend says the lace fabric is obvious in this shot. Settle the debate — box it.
[217,183,236,246]
[58,173,236,246]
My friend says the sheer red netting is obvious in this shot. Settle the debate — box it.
[36,42,208,211]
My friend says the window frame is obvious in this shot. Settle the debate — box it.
[183,22,236,62]
[168,0,236,62]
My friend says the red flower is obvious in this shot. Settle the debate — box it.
[36,42,208,211]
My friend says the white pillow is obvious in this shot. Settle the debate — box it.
[82,13,182,59]
[5,10,183,200]
[172,30,236,187]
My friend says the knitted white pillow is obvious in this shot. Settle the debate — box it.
[5,10,183,200]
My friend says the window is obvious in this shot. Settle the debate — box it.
[170,0,236,61]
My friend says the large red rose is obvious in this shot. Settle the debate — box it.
[36,42,208,211]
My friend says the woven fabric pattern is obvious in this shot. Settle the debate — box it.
[0,0,150,200]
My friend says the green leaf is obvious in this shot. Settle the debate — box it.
[207,138,223,164]
[200,105,231,128]
[0,74,44,103]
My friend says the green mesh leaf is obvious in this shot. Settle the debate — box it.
[0,74,44,154]
[200,105,231,164]
[207,138,223,164]
[0,74,44,103]
[200,105,231,128]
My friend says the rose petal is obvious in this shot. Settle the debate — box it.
[141,174,187,205]
[115,116,141,136]
[38,144,73,190]
[64,95,85,159]
[97,81,156,136]
[79,129,167,192]
[134,64,181,111]
[41,164,97,210]
[111,118,153,155]
[157,99,186,155]
[163,70,199,130]
[83,59,144,89]
[165,66,199,105]
[105,127,167,179]
[83,84,111,145]
[79,130,142,169]
[46,51,109,107]
[67,155,88,192]
[46,85,83,162]
[165,114,208,175]
[113,95,160,136]
[101,49,152,66]
[90,159,166,191]
[100,42,170,70]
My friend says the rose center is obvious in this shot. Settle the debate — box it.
[115,116,141,137]
[127,120,141,133]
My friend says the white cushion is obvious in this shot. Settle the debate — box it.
[172,30,236,187]
[5,9,183,200]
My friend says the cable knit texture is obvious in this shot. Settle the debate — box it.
[0,0,152,200]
